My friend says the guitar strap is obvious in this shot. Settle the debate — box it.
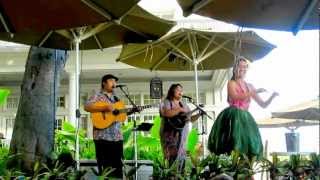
[103,93,119,103]
[169,101,184,109]
[114,96,120,102]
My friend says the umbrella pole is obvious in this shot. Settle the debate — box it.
[193,62,206,158]
[194,62,199,104]
[75,39,81,170]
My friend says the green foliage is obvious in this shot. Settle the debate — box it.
[308,153,320,179]
[54,121,95,159]
[197,151,261,179]
[96,167,115,180]
[152,158,184,180]
[38,160,69,179]
[0,147,9,175]
[123,122,134,160]
[122,121,134,145]
[0,152,27,179]
[0,88,10,106]
[287,154,309,178]
[0,150,89,179]
[310,153,320,168]
[123,118,163,162]
[261,153,320,179]
[263,153,290,178]
[0,170,25,180]
[186,128,199,154]
[150,116,161,139]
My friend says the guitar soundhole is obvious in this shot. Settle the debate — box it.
[112,109,120,115]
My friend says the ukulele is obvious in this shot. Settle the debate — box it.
[166,108,200,130]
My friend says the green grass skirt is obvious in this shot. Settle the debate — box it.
[208,106,263,158]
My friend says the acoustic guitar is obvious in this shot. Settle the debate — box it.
[167,108,200,130]
[91,101,157,129]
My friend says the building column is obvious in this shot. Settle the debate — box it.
[205,91,214,105]
[68,71,76,126]
[213,88,223,105]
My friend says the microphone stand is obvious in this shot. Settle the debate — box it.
[185,97,213,159]
[118,86,139,180]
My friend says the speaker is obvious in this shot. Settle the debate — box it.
[150,77,163,99]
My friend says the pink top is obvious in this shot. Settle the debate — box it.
[228,81,251,110]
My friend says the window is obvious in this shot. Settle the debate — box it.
[143,95,160,106]
[143,115,158,122]
[80,115,88,131]
[5,117,15,138]
[55,117,65,130]
[0,118,6,137]
[182,93,206,104]
[127,114,140,122]
[6,97,19,109]
[119,94,141,106]
[57,96,65,108]
[80,93,88,107]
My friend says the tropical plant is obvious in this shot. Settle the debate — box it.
[123,117,163,162]
[0,170,25,180]
[307,153,320,179]
[0,88,10,106]
[269,154,292,179]
[196,151,265,179]
[152,158,184,180]
[285,154,309,179]
[0,152,26,180]
[262,153,320,180]
[54,121,95,159]
[97,167,116,180]
[1,153,89,180]
[0,147,9,175]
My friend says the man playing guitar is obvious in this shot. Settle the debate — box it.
[84,74,139,178]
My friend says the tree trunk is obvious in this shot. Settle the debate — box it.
[9,46,67,171]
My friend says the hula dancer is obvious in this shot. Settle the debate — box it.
[208,57,279,159]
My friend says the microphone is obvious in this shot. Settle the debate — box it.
[115,84,127,88]
[182,95,193,100]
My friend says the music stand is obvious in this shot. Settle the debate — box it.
[136,123,153,132]
[131,122,153,179]
[118,86,153,180]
